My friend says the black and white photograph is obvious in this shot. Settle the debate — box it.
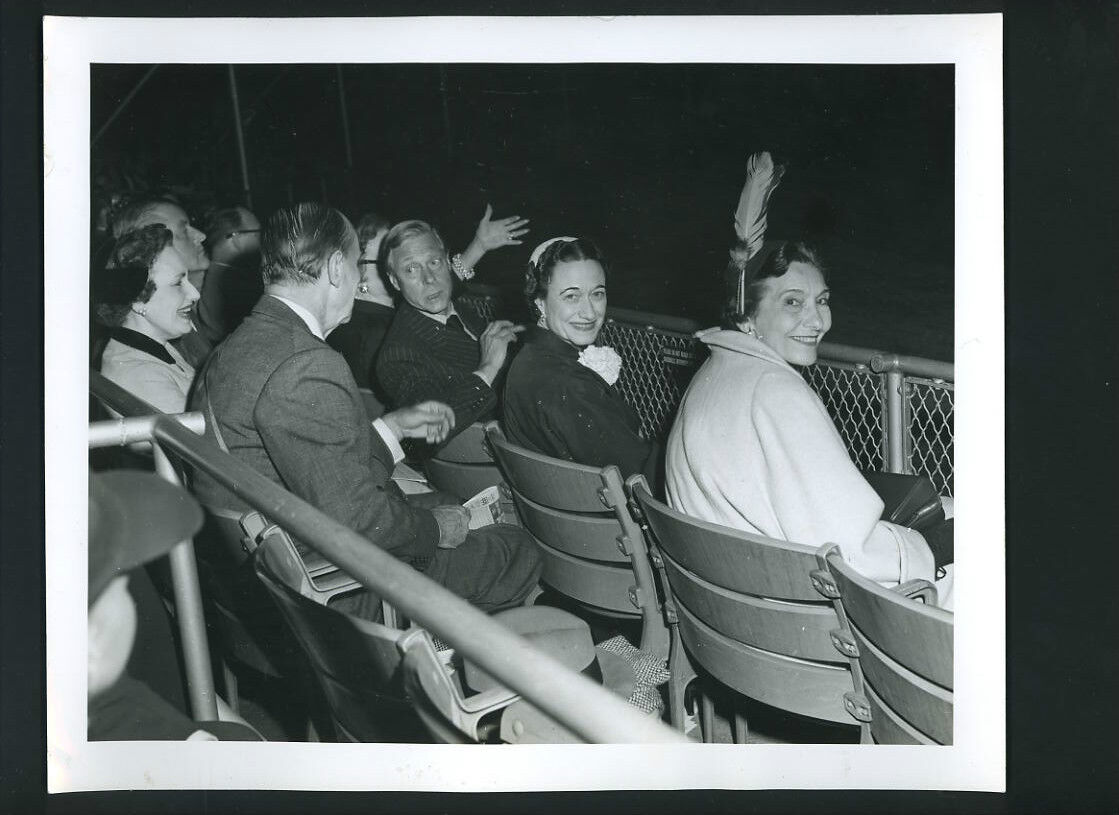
[43,13,1004,794]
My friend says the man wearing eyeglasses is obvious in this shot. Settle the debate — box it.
[376,218,525,444]
[193,206,264,348]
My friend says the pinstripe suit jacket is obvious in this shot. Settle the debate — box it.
[190,295,439,565]
[375,300,499,430]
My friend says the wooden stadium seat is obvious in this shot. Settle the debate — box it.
[811,543,954,744]
[253,534,427,742]
[486,423,669,663]
[192,506,306,712]
[254,535,604,743]
[626,475,854,741]
[400,605,653,744]
[425,421,505,501]
[239,510,399,629]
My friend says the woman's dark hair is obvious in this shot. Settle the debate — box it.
[722,239,826,327]
[524,238,608,320]
[93,224,174,327]
[355,211,392,247]
[261,202,357,286]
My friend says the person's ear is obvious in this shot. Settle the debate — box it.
[387,270,400,292]
[325,249,345,287]
[736,319,762,339]
[534,298,547,319]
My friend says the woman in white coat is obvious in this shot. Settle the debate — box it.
[665,239,952,608]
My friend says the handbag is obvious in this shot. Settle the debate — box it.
[861,471,945,534]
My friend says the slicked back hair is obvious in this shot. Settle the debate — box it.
[378,220,446,278]
[261,203,356,287]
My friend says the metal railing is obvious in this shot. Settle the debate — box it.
[458,289,955,496]
[89,372,685,744]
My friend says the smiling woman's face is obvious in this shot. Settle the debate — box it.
[537,259,607,347]
[747,261,831,366]
[132,246,200,342]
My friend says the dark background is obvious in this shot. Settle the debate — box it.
[92,62,954,358]
[3,2,1118,813]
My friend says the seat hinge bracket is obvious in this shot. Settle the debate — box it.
[843,692,873,724]
[616,534,632,556]
[830,629,860,659]
[810,568,840,599]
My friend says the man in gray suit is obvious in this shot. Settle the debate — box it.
[190,203,541,620]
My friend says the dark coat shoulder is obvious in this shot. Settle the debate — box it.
[502,327,657,482]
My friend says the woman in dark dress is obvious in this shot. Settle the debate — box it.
[502,237,659,484]
[327,211,396,393]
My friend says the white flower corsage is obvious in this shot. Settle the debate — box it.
[450,253,475,281]
[577,345,623,386]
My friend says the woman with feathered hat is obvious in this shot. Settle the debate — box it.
[665,152,952,606]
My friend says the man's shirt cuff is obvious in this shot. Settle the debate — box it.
[473,369,494,387]
[371,417,406,464]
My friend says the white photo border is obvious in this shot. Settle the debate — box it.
[45,13,1004,793]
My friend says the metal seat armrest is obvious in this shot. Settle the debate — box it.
[398,629,520,740]
[895,579,938,605]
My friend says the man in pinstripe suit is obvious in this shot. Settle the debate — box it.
[376,220,524,441]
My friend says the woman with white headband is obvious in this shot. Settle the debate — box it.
[502,236,660,485]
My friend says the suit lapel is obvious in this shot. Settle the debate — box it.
[456,300,488,337]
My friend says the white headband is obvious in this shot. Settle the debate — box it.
[528,236,578,268]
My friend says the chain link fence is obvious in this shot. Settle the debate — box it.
[598,317,704,442]
[905,377,955,497]
[460,287,954,495]
[801,361,887,476]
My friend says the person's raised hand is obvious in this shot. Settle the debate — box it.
[382,401,456,445]
[476,320,525,382]
[474,204,530,252]
[431,504,470,549]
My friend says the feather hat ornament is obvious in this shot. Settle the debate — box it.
[730,151,786,315]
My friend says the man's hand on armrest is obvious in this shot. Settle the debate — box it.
[381,401,457,445]
[431,505,470,549]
